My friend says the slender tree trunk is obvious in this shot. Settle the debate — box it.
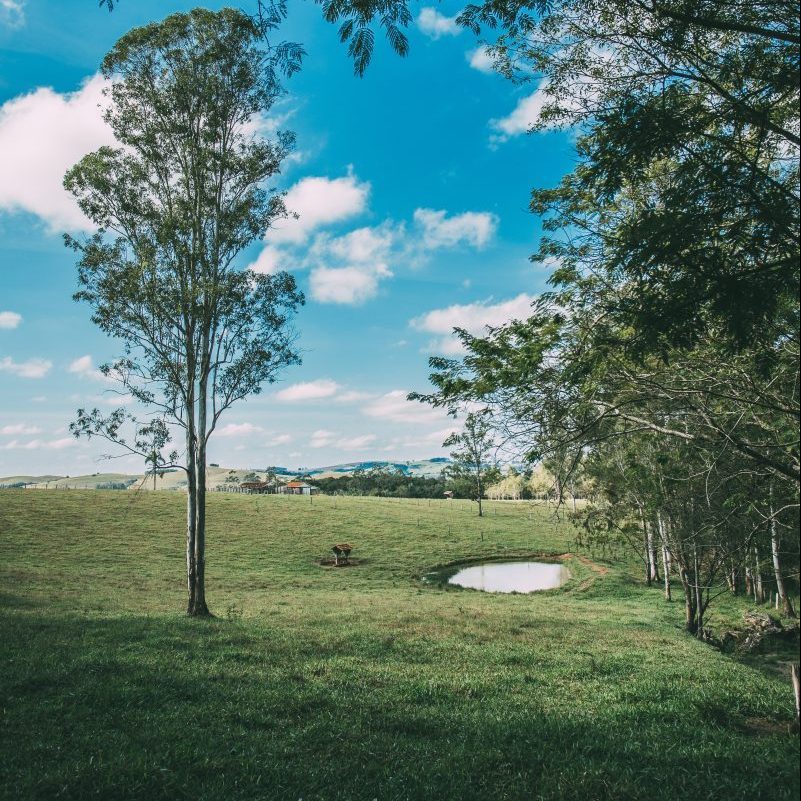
[190,446,210,616]
[693,545,704,634]
[791,664,800,730]
[188,354,211,616]
[679,564,697,634]
[754,545,765,604]
[657,512,671,601]
[185,429,197,614]
[640,508,652,586]
[647,520,659,584]
[769,487,796,617]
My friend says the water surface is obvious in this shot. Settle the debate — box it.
[447,561,569,593]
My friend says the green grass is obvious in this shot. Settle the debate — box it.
[0,490,798,800]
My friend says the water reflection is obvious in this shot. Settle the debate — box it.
[447,561,569,593]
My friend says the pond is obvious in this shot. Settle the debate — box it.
[446,561,569,593]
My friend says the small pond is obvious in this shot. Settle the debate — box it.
[445,561,569,593]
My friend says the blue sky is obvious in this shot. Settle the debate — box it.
[0,0,574,475]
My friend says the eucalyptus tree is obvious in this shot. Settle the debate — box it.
[442,412,497,517]
[65,9,304,616]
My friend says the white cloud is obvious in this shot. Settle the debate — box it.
[363,390,450,425]
[309,430,377,451]
[268,174,370,245]
[309,265,386,305]
[0,74,115,231]
[467,47,495,73]
[0,311,22,329]
[411,293,536,354]
[337,434,377,451]
[1,423,42,435]
[2,436,75,451]
[413,208,498,249]
[307,222,398,305]
[417,8,460,39]
[319,224,396,265]
[310,429,338,448]
[247,245,284,275]
[266,433,293,446]
[491,84,549,141]
[68,354,110,382]
[0,0,25,28]
[216,422,263,437]
[490,73,603,143]
[0,356,52,378]
[275,379,341,402]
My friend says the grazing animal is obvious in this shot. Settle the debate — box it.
[332,543,353,566]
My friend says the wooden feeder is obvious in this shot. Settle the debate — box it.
[332,543,353,566]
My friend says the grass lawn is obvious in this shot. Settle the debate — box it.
[1,490,798,800]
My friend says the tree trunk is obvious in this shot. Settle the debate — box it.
[657,512,671,601]
[662,544,672,601]
[693,545,705,633]
[753,545,765,604]
[188,363,211,617]
[679,564,697,634]
[189,449,210,616]
[185,429,197,614]
[647,521,659,584]
[791,664,800,729]
[769,486,796,617]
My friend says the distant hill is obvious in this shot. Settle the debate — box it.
[0,459,452,491]
[302,459,451,479]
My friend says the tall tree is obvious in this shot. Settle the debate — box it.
[65,9,304,616]
[443,412,497,517]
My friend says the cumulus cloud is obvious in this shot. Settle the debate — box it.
[268,173,370,245]
[467,47,495,73]
[275,379,341,402]
[247,245,284,275]
[0,0,25,28]
[309,265,388,305]
[363,390,450,425]
[411,293,536,354]
[216,422,263,437]
[417,8,460,39]
[67,354,115,383]
[307,222,398,305]
[0,74,115,231]
[1,423,42,435]
[490,83,549,141]
[0,356,52,378]
[0,311,22,329]
[413,208,498,250]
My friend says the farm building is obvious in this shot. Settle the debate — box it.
[277,480,318,496]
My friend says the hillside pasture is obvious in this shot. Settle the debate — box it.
[0,490,798,800]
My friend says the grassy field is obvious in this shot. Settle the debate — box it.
[1,490,798,800]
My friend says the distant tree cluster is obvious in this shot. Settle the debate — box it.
[313,464,502,500]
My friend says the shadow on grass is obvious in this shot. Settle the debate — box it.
[1,609,798,801]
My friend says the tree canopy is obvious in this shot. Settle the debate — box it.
[66,8,304,615]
